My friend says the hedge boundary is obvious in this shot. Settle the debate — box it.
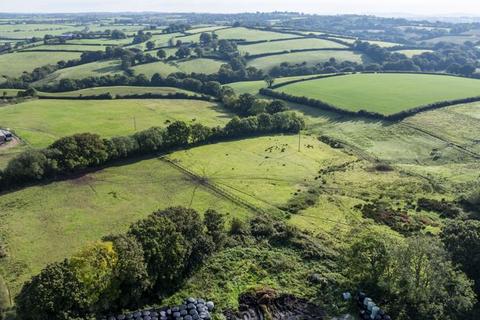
[245,48,353,60]
[38,92,215,101]
[260,72,480,121]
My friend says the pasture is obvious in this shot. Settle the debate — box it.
[38,86,200,97]
[167,135,356,211]
[0,51,83,78]
[67,37,134,46]
[0,23,82,39]
[214,27,297,41]
[0,99,232,147]
[395,49,433,57]
[132,58,225,77]
[247,50,366,71]
[22,44,107,52]
[33,60,124,86]
[238,38,347,55]
[276,73,480,115]
[0,157,252,295]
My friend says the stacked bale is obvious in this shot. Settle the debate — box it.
[356,293,391,320]
[103,298,214,320]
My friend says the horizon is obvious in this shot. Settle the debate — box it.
[1,0,480,17]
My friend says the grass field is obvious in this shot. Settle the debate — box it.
[0,23,82,39]
[424,35,478,45]
[227,74,330,95]
[132,58,225,77]
[395,49,433,57]
[0,99,232,147]
[33,60,124,86]
[247,50,367,71]
[276,73,480,115]
[0,157,252,295]
[67,37,134,46]
[168,134,356,211]
[367,40,401,47]
[22,44,108,52]
[0,51,83,78]
[37,86,200,97]
[185,26,228,34]
[238,38,347,55]
[214,27,297,41]
[0,89,23,97]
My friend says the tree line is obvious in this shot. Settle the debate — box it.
[0,112,305,191]
[15,207,227,320]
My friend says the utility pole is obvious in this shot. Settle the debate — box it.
[298,130,301,152]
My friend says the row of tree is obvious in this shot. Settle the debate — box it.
[0,112,305,190]
[15,207,227,320]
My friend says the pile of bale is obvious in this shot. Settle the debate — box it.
[103,298,214,320]
[356,292,391,320]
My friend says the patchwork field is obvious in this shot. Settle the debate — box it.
[67,37,134,46]
[214,27,297,41]
[247,50,366,71]
[132,58,225,77]
[37,86,200,97]
[0,23,82,39]
[0,51,83,78]
[168,135,356,211]
[275,73,480,115]
[22,44,107,52]
[33,60,124,86]
[0,99,232,147]
[395,49,433,57]
[238,38,347,55]
[0,157,252,295]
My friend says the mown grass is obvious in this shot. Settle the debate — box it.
[132,58,225,77]
[0,23,82,39]
[185,26,228,34]
[0,51,83,78]
[238,38,347,55]
[0,157,252,295]
[395,49,433,57]
[33,60,124,86]
[277,73,480,115]
[0,99,232,147]
[22,44,108,52]
[37,86,200,98]
[247,50,367,71]
[214,27,297,41]
[227,74,331,95]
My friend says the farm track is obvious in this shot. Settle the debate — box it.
[159,156,269,215]
[399,122,480,159]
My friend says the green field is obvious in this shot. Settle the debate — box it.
[227,74,330,95]
[395,49,433,57]
[185,26,228,34]
[214,27,297,41]
[0,51,83,78]
[0,99,232,147]
[238,38,347,55]
[22,44,107,52]
[0,23,82,39]
[33,60,124,86]
[37,86,200,97]
[168,135,356,211]
[132,58,225,77]
[247,50,367,71]
[276,73,480,115]
[367,40,401,47]
[0,157,252,295]
[67,37,134,46]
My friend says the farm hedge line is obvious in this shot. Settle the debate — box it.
[245,48,352,60]
[259,87,480,121]
[0,111,305,190]
[39,92,215,101]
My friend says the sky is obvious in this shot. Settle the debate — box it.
[1,0,480,16]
